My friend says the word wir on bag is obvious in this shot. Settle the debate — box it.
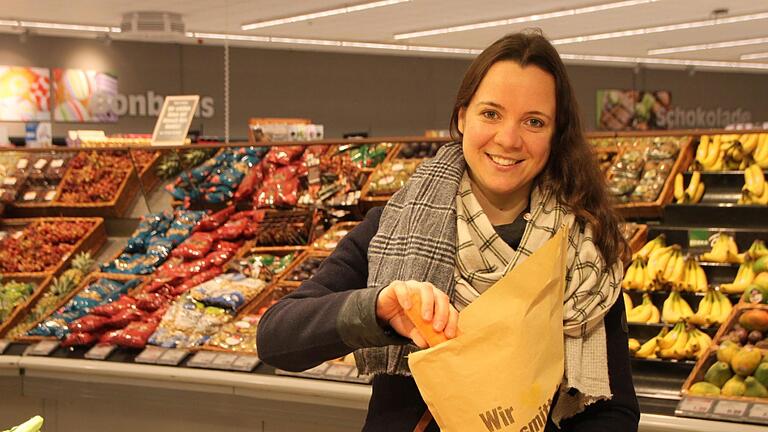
[478,398,552,432]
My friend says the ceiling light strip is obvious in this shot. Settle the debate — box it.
[560,53,768,70]
[0,19,120,33]
[242,0,410,31]
[553,11,768,45]
[648,37,768,55]
[741,52,768,60]
[393,0,658,40]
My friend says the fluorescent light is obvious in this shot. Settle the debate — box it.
[648,37,768,55]
[553,11,768,44]
[19,20,118,33]
[0,19,19,26]
[394,0,658,40]
[187,32,767,70]
[560,53,768,70]
[242,0,410,30]
[742,52,768,60]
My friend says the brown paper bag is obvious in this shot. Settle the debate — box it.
[408,227,568,432]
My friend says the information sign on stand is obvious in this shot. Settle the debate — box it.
[677,397,768,426]
[187,351,218,369]
[157,349,190,366]
[25,340,59,357]
[713,400,748,417]
[151,95,200,146]
[749,403,768,421]
[135,346,167,364]
[0,339,9,355]
[85,344,117,360]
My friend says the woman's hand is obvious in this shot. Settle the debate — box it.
[375,280,459,348]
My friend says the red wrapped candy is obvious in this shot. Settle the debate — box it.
[171,232,217,259]
[114,321,160,349]
[91,295,137,317]
[194,205,235,232]
[68,314,110,333]
[61,331,99,347]
[107,308,147,328]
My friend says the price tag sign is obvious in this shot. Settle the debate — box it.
[678,397,713,415]
[210,353,238,369]
[713,400,748,417]
[230,355,260,372]
[85,344,117,360]
[151,95,200,146]
[187,351,219,368]
[748,403,768,421]
[135,346,167,364]
[0,339,10,354]
[26,340,59,356]
[157,349,190,366]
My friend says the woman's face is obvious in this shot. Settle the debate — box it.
[459,61,556,206]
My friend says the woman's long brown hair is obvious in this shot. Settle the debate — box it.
[449,30,628,264]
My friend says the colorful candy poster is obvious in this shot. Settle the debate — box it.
[596,89,671,131]
[53,68,118,122]
[0,66,51,121]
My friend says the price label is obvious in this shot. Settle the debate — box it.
[33,159,48,170]
[22,192,36,201]
[44,190,56,201]
[16,159,28,170]
[714,400,748,417]
[210,353,237,369]
[187,351,219,368]
[0,339,10,354]
[135,346,167,364]
[50,159,64,169]
[678,397,713,414]
[85,344,116,360]
[157,349,190,366]
[748,403,768,421]
[3,177,17,186]
[230,355,260,372]
[26,340,59,356]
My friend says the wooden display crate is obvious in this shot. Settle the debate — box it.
[0,275,52,338]
[712,303,768,345]
[10,272,147,342]
[228,243,308,283]
[326,141,398,174]
[134,149,164,193]
[275,250,330,287]
[359,159,422,210]
[613,136,695,219]
[0,217,106,278]
[311,221,360,252]
[53,168,141,218]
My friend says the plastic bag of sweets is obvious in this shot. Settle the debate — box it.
[67,314,110,333]
[191,273,267,311]
[106,307,147,328]
[165,210,205,246]
[253,177,300,209]
[171,232,217,259]
[213,218,248,240]
[194,205,236,232]
[113,320,162,349]
[61,331,100,347]
[265,145,305,166]
[208,314,260,352]
[172,266,223,296]
[91,295,137,317]
[234,163,264,202]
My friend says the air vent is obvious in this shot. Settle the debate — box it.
[120,11,185,39]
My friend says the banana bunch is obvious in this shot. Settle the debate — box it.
[632,234,665,261]
[633,327,666,359]
[753,133,768,169]
[674,171,705,204]
[661,290,694,323]
[627,293,660,324]
[621,257,651,290]
[646,244,683,285]
[689,288,734,326]
[680,256,708,292]
[699,233,741,264]
[738,239,768,262]
[720,260,756,294]
[683,327,713,360]
[696,135,726,171]
[738,164,768,205]
[657,321,713,360]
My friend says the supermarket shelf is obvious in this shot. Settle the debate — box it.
[640,413,767,432]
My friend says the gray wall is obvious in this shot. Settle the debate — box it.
[0,33,766,139]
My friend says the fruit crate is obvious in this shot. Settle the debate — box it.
[10,272,148,342]
[52,167,141,218]
[275,250,330,288]
[227,243,308,284]
[622,222,648,255]
[251,208,320,247]
[712,304,768,346]
[311,221,360,253]
[614,136,695,219]
[198,283,297,355]
[326,141,398,174]
[0,275,52,338]
[0,217,106,279]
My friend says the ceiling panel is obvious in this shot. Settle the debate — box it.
[0,0,766,72]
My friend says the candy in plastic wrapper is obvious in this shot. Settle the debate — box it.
[214,218,248,240]
[265,145,304,166]
[172,232,216,259]
[190,273,267,310]
[68,314,110,333]
[195,206,235,232]
[114,320,160,349]
[91,295,137,317]
[107,307,147,329]
[61,331,99,347]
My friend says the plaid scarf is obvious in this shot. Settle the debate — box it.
[355,142,623,422]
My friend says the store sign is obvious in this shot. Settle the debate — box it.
[663,106,752,129]
[151,95,199,146]
[113,91,215,119]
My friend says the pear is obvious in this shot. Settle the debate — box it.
[755,363,768,387]
[704,361,733,388]
[689,381,721,396]
[721,375,746,397]
[717,340,741,364]
[744,376,768,398]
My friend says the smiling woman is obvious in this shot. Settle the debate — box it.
[257,30,640,432]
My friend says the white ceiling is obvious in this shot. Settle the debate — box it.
[2,0,768,72]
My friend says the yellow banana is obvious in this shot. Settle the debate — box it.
[754,134,768,168]
[701,135,722,168]
[674,173,685,201]
[682,258,697,291]
[694,262,708,292]
[623,292,633,317]
[659,322,688,358]
[695,135,711,163]
[634,336,659,359]
[744,164,765,198]
[691,182,705,203]
[668,252,686,285]
[627,293,654,323]
[676,292,694,319]
[700,234,730,263]
[634,234,666,261]
[693,329,712,358]
[621,260,637,289]
[648,246,675,279]
[662,291,682,323]
[708,292,722,325]
[689,290,713,326]
[713,290,733,323]
[753,180,768,205]
[743,133,759,154]
[682,329,701,359]
[628,338,641,353]
[663,250,681,281]
[647,303,661,324]
[633,259,647,290]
